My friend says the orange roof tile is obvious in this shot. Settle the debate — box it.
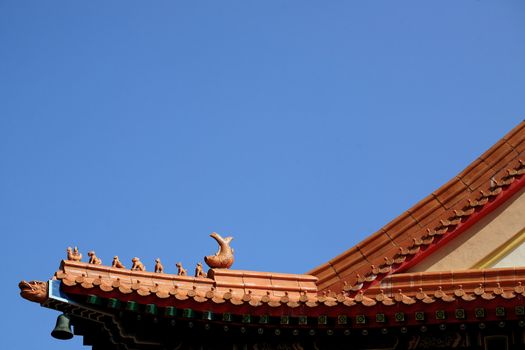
[47,260,525,320]
[54,260,320,310]
[308,120,525,294]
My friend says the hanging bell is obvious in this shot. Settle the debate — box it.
[51,314,74,340]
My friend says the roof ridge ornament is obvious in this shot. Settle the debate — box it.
[154,258,164,273]
[194,262,207,278]
[204,232,234,269]
[66,247,82,262]
[176,262,187,276]
[19,280,48,303]
[112,256,125,269]
[87,251,102,265]
[131,257,145,271]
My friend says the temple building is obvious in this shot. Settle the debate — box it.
[19,120,525,350]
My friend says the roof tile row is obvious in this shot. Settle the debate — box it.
[55,261,525,311]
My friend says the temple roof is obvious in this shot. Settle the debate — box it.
[19,120,525,339]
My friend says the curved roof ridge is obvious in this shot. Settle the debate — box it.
[308,120,525,294]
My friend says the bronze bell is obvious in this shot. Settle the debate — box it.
[51,314,73,340]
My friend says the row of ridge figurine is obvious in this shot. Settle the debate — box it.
[66,247,207,278]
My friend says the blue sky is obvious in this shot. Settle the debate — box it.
[1,1,524,349]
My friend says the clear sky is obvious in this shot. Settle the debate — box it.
[1,1,524,349]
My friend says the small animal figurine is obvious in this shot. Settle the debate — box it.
[204,232,234,269]
[176,262,187,276]
[194,262,207,278]
[154,258,164,273]
[67,247,82,262]
[66,247,74,261]
[112,256,125,269]
[131,257,145,271]
[88,251,102,265]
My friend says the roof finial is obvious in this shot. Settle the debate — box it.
[204,232,234,269]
